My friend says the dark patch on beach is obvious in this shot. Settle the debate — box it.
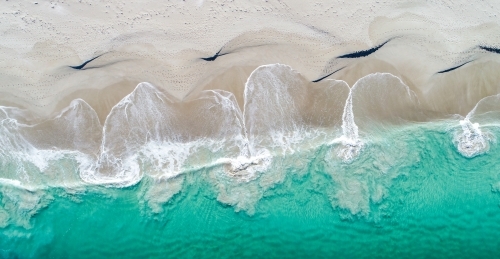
[201,48,229,61]
[436,60,474,74]
[69,54,105,70]
[312,67,345,83]
[337,39,391,59]
[82,59,131,70]
[303,23,330,36]
[479,46,500,54]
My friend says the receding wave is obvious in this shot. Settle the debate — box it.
[0,99,101,189]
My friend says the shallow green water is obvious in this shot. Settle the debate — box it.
[2,123,500,259]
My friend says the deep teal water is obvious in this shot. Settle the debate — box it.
[2,123,500,259]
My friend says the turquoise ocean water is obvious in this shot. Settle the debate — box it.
[2,122,500,259]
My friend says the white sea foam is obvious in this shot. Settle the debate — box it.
[454,118,490,158]
[452,93,500,158]
[0,100,103,228]
[0,184,53,229]
[335,73,420,162]
[84,82,248,187]
[243,64,348,155]
[337,90,363,162]
[0,113,80,226]
[221,151,272,182]
[0,99,101,188]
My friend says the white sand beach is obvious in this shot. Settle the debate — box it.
[1,0,500,120]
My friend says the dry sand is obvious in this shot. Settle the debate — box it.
[1,0,500,119]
